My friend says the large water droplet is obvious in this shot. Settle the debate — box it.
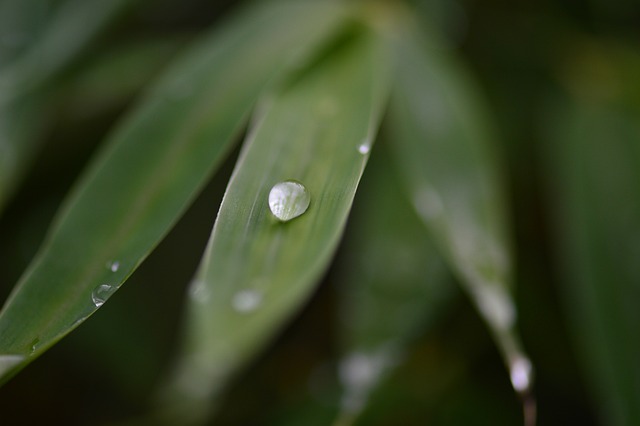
[268,181,310,222]
[232,290,263,313]
[92,284,116,308]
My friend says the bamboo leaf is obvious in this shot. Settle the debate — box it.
[0,0,136,212]
[333,143,453,425]
[160,29,390,424]
[0,0,351,385]
[384,21,534,412]
[544,98,640,426]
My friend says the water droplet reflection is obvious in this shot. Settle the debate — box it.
[358,139,371,155]
[92,284,116,308]
[510,355,533,393]
[268,180,310,222]
[107,260,120,272]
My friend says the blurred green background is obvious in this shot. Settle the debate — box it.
[1,0,638,424]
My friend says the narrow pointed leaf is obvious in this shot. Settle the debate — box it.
[162,30,389,423]
[334,144,452,424]
[385,24,533,401]
[545,98,640,426]
[0,0,351,385]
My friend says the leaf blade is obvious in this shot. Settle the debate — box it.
[0,0,350,385]
[161,29,390,423]
[385,22,533,402]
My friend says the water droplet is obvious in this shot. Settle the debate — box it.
[510,355,533,393]
[358,139,371,155]
[28,338,40,355]
[338,347,399,414]
[189,280,211,304]
[0,354,25,377]
[232,290,263,313]
[268,181,310,222]
[92,284,116,308]
[106,260,120,272]
[414,186,444,219]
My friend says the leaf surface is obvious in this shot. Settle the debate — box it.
[161,29,389,423]
[385,21,533,405]
[0,0,350,384]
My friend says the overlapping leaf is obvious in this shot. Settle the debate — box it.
[384,19,533,409]
[0,0,351,384]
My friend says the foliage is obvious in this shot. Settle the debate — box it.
[0,0,638,425]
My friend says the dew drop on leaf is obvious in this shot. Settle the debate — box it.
[107,260,120,272]
[358,139,371,155]
[92,284,116,307]
[232,290,263,313]
[268,180,311,222]
[510,355,533,393]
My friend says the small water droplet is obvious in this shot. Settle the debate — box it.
[510,355,533,393]
[0,354,25,377]
[232,290,263,313]
[92,284,116,307]
[106,260,120,272]
[414,186,444,219]
[268,180,310,222]
[338,347,399,414]
[358,139,371,155]
[28,338,40,355]
[189,280,211,304]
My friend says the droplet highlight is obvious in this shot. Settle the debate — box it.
[510,355,533,393]
[0,354,25,377]
[268,180,310,222]
[232,290,263,313]
[28,338,40,355]
[92,284,116,308]
[107,260,120,272]
[358,139,371,155]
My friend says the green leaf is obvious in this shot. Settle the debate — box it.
[333,143,453,424]
[0,0,136,212]
[160,29,390,424]
[544,98,640,426]
[385,21,533,402]
[0,0,351,385]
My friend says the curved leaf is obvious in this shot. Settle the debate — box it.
[384,19,534,412]
[0,0,351,385]
[160,29,390,424]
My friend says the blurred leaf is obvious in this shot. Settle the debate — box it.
[0,0,53,67]
[0,0,136,213]
[385,19,533,402]
[160,28,389,424]
[544,97,640,426]
[0,0,351,385]
[333,143,452,424]
[58,36,188,118]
